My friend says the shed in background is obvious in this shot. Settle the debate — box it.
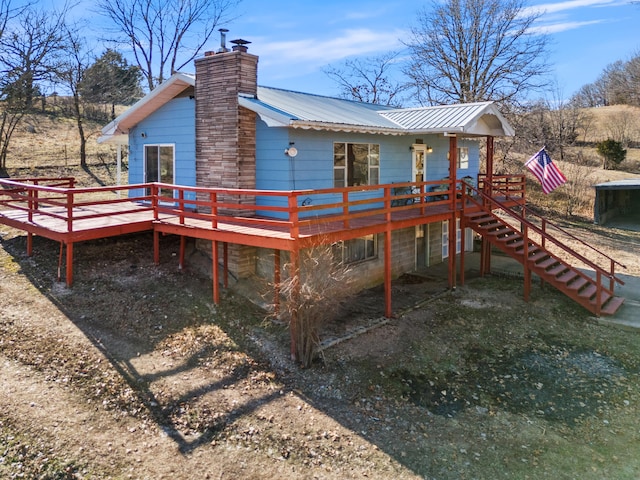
[594,178,640,230]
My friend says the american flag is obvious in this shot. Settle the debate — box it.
[525,147,567,194]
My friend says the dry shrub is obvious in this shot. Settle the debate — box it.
[277,243,352,368]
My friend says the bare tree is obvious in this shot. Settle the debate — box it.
[0,0,11,40]
[404,0,549,105]
[324,52,408,107]
[0,4,70,110]
[273,243,352,367]
[605,110,636,148]
[55,23,91,167]
[97,0,240,91]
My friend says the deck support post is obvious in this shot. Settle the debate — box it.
[212,240,220,304]
[66,242,74,286]
[27,233,33,256]
[274,249,281,316]
[482,136,495,277]
[448,135,458,290]
[480,236,491,276]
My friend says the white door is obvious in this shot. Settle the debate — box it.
[412,144,427,182]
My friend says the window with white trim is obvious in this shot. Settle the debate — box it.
[333,234,377,264]
[144,144,174,196]
[457,147,469,169]
[334,143,380,187]
[442,220,449,259]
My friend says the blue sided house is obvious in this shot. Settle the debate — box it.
[99,38,515,294]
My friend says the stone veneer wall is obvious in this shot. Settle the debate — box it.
[194,49,259,278]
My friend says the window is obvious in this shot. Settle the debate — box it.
[442,220,449,259]
[443,219,464,259]
[334,143,379,187]
[333,234,377,264]
[144,144,174,196]
[457,147,469,170]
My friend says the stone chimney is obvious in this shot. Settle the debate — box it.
[194,37,258,192]
[194,35,259,279]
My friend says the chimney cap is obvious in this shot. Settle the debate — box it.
[230,38,251,52]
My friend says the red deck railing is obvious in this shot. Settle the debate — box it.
[0,175,527,242]
[462,179,625,295]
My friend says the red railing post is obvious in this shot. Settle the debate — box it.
[179,189,185,224]
[66,190,74,233]
[288,193,299,239]
[152,184,159,221]
[384,185,392,221]
[28,188,34,223]
[210,191,218,229]
[610,259,615,292]
[342,191,349,229]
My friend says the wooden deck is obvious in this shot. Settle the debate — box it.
[0,175,526,316]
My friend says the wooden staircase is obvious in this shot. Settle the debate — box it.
[464,204,625,317]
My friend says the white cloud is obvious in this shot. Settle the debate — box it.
[529,19,605,34]
[523,0,624,16]
[255,28,406,69]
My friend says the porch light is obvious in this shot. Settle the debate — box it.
[285,147,298,157]
[285,142,298,157]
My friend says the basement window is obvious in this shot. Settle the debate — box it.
[333,234,377,264]
[334,143,380,187]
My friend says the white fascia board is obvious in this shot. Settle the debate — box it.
[100,72,195,137]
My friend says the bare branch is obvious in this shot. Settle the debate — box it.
[404,0,550,106]
[97,0,240,90]
[323,51,409,107]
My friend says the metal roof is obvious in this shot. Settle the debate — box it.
[594,179,640,190]
[379,102,515,136]
[241,87,514,136]
[100,73,514,143]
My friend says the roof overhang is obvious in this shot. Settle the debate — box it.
[98,72,195,144]
[379,102,515,137]
[594,179,640,190]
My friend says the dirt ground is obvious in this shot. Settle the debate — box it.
[2,166,640,479]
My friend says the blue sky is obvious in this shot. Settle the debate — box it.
[13,0,640,102]
[223,0,638,101]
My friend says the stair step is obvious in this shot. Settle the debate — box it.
[507,239,526,250]
[535,257,559,270]
[466,211,491,220]
[557,271,579,284]
[566,276,589,292]
[496,231,520,241]
[487,226,512,237]
[578,283,598,299]
[528,250,549,263]
[599,296,625,316]
[470,214,497,223]
[546,264,568,277]
[477,221,502,230]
